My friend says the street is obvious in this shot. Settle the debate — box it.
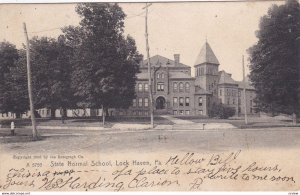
[1,127,300,154]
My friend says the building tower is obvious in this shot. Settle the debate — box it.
[194,41,220,96]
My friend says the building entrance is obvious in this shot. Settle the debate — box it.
[156,96,166,110]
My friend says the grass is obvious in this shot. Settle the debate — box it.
[0,115,174,128]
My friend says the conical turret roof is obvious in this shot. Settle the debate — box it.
[194,41,220,66]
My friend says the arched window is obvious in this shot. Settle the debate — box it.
[157,73,160,79]
[185,82,190,92]
[161,73,165,79]
[173,82,178,92]
[179,82,184,92]
[138,83,143,92]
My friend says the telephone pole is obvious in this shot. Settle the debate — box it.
[143,3,154,128]
[23,22,38,140]
[242,55,248,125]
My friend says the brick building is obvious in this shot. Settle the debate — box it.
[118,41,256,116]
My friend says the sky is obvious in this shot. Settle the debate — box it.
[0,1,285,80]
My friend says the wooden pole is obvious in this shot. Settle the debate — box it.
[23,23,38,140]
[143,3,154,128]
[242,55,248,125]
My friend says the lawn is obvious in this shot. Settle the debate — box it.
[173,114,300,128]
[0,115,173,128]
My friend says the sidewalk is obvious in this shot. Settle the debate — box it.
[160,115,195,124]
[161,115,237,130]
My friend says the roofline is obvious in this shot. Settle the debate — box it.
[170,78,195,80]
[194,62,220,67]
[218,83,238,87]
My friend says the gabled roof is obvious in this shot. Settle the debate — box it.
[218,70,238,85]
[169,72,194,80]
[140,55,190,68]
[194,42,220,66]
[195,86,211,95]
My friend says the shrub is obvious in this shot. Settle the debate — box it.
[208,103,236,119]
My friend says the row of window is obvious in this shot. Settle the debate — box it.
[196,67,218,76]
[220,88,241,97]
[173,97,189,107]
[38,109,50,116]
[173,97,204,107]
[138,82,191,93]
[157,72,165,79]
[173,110,204,115]
[137,83,149,93]
[132,110,149,116]
[1,113,14,117]
[132,98,149,108]
[173,110,190,115]
[173,82,190,93]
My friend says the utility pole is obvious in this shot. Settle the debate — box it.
[23,23,38,140]
[242,55,248,125]
[143,3,154,128]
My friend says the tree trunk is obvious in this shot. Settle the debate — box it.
[50,108,56,119]
[15,112,21,119]
[60,108,67,124]
[292,113,297,125]
[105,108,109,117]
[102,105,105,127]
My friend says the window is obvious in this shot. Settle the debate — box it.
[47,109,50,115]
[138,111,143,116]
[157,73,160,79]
[200,67,204,75]
[185,82,190,92]
[132,99,137,107]
[138,98,143,107]
[157,82,164,91]
[144,98,149,107]
[179,110,184,115]
[132,111,136,116]
[138,83,143,92]
[144,111,149,116]
[250,100,253,107]
[233,98,235,105]
[198,97,203,106]
[161,73,165,79]
[185,110,190,115]
[173,82,178,92]
[199,110,203,115]
[179,82,184,92]
[238,91,241,97]
[144,83,148,92]
[173,110,178,115]
[185,97,190,106]
[227,98,230,105]
[179,97,184,106]
[173,97,178,106]
[227,89,230,96]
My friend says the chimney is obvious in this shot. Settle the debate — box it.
[174,54,180,66]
